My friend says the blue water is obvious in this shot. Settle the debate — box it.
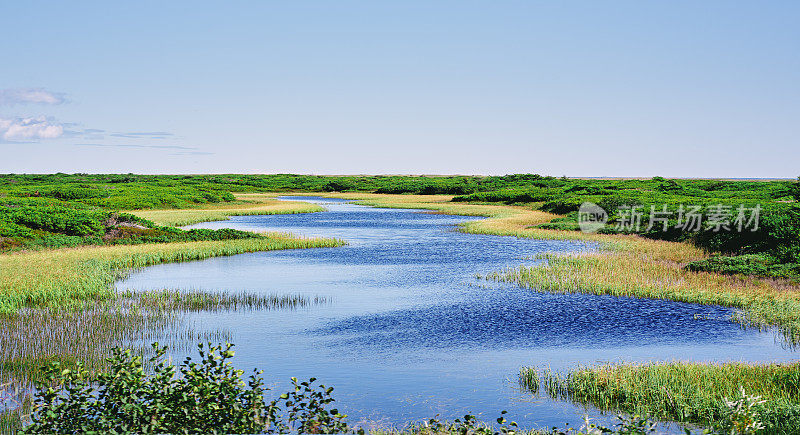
[116,197,796,431]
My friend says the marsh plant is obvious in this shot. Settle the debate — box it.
[0,289,326,384]
[20,343,350,434]
[521,364,800,434]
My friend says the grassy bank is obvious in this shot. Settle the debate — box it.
[487,250,800,342]
[524,361,800,431]
[127,193,323,227]
[0,233,343,314]
[294,193,798,339]
[308,192,800,430]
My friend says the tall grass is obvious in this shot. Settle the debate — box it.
[523,362,800,428]
[118,289,327,313]
[488,250,800,342]
[0,289,328,383]
[0,233,344,314]
[127,194,323,227]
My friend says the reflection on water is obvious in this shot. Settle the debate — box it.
[117,197,796,430]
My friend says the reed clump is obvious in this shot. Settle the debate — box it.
[524,362,800,429]
[0,233,344,314]
[0,289,328,383]
[487,250,800,342]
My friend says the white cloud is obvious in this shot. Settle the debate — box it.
[0,88,66,106]
[0,116,64,141]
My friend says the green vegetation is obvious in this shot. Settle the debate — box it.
[0,289,327,381]
[128,194,324,227]
[524,362,800,433]
[2,173,800,432]
[19,342,350,434]
[3,174,796,277]
[487,250,800,343]
[5,340,778,434]
[0,233,343,314]
[2,341,679,434]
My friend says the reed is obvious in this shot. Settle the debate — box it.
[117,288,327,312]
[0,233,344,314]
[0,289,328,383]
[487,250,800,341]
[525,362,800,427]
[126,194,323,227]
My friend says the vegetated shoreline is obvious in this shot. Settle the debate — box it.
[0,232,344,314]
[291,192,800,430]
[0,196,343,385]
[295,192,800,336]
[2,189,797,431]
[0,194,333,313]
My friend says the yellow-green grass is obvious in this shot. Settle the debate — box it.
[0,233,343,314]
[297,193,706,258]
[526,361,800,427]
[288,193,797,334]
[488,250,800,341]
[126,193,323,227]
[291,192,800,428]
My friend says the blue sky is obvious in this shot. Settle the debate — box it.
[1,1,798,177]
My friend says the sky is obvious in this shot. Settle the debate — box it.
[1,1,798,177]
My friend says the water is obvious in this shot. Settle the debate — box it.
[117,197,797,431]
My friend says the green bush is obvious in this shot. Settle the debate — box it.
[23,343,351,434]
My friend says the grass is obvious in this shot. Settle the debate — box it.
[0,232,343,314]
[291,192,800,339]
[118,288,328,313]
[523,362,800,429]
[0,196,342,386]
[307,192,800,429]
[126,193,324,227]
[0,289,329,383]
[486,250,800,342]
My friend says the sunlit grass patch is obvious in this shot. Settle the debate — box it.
[126,194,323,227]
[0,233,344,314]
[0,289,328,383]
[487,249,800,341]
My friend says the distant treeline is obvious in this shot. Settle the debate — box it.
[1,173,798,279]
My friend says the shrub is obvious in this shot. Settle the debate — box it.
[23,343,351,434]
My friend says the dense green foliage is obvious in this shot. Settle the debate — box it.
[2,173,798,278]
[13,341,775,434]
[452,176,800,278]
[22,343,351,434]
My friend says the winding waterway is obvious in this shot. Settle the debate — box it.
[116,197,796,430]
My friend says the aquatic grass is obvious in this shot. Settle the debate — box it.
[0,288,329,383]
[525,362,800,428]
[305,193,799,337]
[126,194,324,227]
[487,250,800,342]
[117,288,327,312]
[0,232,344,314]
